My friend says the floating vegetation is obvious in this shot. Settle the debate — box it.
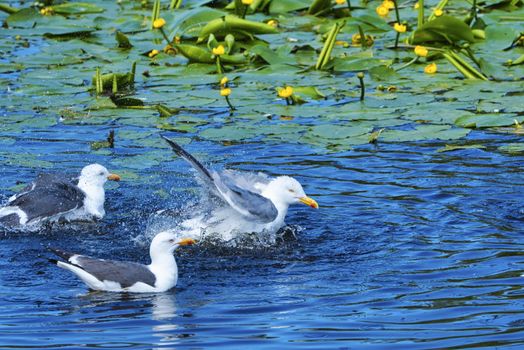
[0,0,522,151]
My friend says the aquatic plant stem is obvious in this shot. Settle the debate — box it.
[395,56,419,71]
[417,0,424,28]
[159,28,171,44]
[346,0,352,16]
[216,57,224,74]
[241,4,248,19]
[357,72,365,101]
[471,0,477,22]
[392,0,401,25]
[225,96,236,111]
[392,0,401,49]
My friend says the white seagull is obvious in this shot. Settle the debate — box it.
[49,231,196,293]
[162,136,318,235]
[0,164,120,227]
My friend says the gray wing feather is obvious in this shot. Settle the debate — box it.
[163,136,278,223]
[75,256,156,288]
[9,174,85,221]
[214,174,278,223]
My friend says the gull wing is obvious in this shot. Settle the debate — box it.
[50,248,156,289]
[162,136,278,223]
[9,174,85,222]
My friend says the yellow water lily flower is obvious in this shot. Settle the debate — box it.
[267,19,278,28]
[383,0,395,9]
[278,86,293,98]
[148,49,160,58]
[414,2,420,9]
[40,7,54,16]
[242,0,253,4]
[424,62,437,74]
[212,45,225,56]
[376,5,389,17]
[393,23,407,33]
[153,18,166,29]
[220,88,232,97]
[335,0,346,5]
[434,9,443,16]
[220,76,229,86]
[414,45,428,57]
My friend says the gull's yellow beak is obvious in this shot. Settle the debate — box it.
[299,196,319,209]
[177,238,196,246]
[107,173,121,181]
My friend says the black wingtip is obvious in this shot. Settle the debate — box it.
[48,258,59,265]
[48,247,74,261]
[161,134,185,154]
[161,135,214,181]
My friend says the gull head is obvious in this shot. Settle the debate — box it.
[150,231,196,256]
[80,164,120,187]
[267,176,319,209]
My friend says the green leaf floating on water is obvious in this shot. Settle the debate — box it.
[5,8,40,25]
[436,144,486,153]
[412,15,475,44]
[455,114,524,128]
[269,0,311,13]
[381,125,471,142]
[50,3,105,15]
[498,143,524,154]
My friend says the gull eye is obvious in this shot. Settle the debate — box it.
[169,239,175,243]
[99,171,105,176]
[288,189,295,193]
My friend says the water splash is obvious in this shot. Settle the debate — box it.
[142,194,302,248]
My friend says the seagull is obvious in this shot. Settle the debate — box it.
[0,164,120,228]
[161,136,318,236]
[49,231,196,293]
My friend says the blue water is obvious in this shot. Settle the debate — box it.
[1,127,524,348]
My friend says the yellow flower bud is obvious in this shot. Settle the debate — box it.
[267,19,278,28]
[220,76,229,86]
[382,0,395,9]
[393,23,407,33]
[278,86,293,98]
[376,5,389,17]
[212,45,225,56]
[424,62,437,74]
[40,7,54,16]
[153,18,166,29]
[220,88,232,97]
[414,45,428,57]
[335,0,346,5]
[148,49,160,58]
[242,0,253,4]
[414,2,420,9]
[434,9,443,16]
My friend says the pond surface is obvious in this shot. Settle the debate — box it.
[1,129,524,349]
[1,0,524,348]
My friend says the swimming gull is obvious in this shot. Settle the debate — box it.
[49,231,196,293]
[0,164,120,227]
[161,136,318,235]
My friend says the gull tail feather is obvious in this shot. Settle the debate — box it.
[161,135,215,184]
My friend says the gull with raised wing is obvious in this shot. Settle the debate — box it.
[161,136,318,237]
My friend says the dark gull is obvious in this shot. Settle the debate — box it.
[49,231,196,293]
[162,136,318,236]
[0,164,120,227]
